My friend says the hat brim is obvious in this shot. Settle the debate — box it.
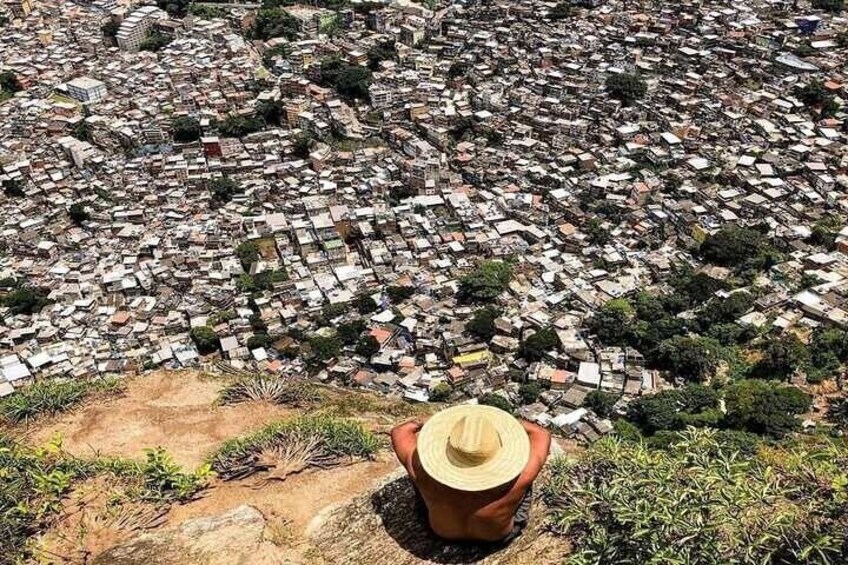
[417,404,530,492]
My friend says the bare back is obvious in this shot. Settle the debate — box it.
[408,451,528,541]
[391,417,551,543]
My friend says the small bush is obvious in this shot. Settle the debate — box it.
[218,376,321,406]
[210,416,379,480]
[0,378,124,424]
[478,393,514,414]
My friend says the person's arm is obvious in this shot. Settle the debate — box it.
[515,420,551,486]
[390,418,425,472]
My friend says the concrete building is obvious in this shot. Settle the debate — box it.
[116,6,168,52]
[66,76,108,104]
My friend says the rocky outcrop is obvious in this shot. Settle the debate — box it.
[93,505,289,565]
[307,471,568,565]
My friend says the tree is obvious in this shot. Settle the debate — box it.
[649,336,722,382]
[336,319,366,345]
[750,334,808,380]
[385,285,415,303]
[262,44,291,68]
[218,114,265,138]
[457,260,513,303]
[466,306,501,342]
[0,70,21,94]
[627,385,721,435]
[698,226,779,271]
[548,1,572,19]
[156,0,189,17]
[827,397,848,428]
[812,0,843,12]
[605,72,647,105]
[722,379,810,438]
[367,40,396,71]
[429,382,452,402]
[519,327,559,362]
[101,20,119,38]
[355,334,380,358]
[585,390,618,418]
[2,178,25,197]
[68,202,90,225]
[478,393,513,414]
[585,218,610,245]
[309,335,342,362]
[518,382,543,404]
[2,287,50,315]
[139,32,172,52]
[250,7,300,40]
[236,241,260,270]
[292,134,311,158]
[317,57,372,101]
[353,293,378,315]
[172,116,201,143]
[256,100,282,126]
[589,298,634,346]
[796,80,829,107]
[447,61,470,79]
[209,176,240,203]
[809,214,842,250]
[695,292,754,333]
[190,326,219,354]
[247,333,272,350]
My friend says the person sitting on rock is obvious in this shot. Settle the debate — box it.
[390,404,551,544]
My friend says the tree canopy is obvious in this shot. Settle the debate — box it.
[172,116,201,143]
[519,327,560,362]
[250,7,299,40]
[68,202,90,225]
[190,326,219,354]
[355,334,380,358]
[2,286,50,315]
[722,379,810,438]
[605,72,647,105]
[477,393,514,414]
[466,306,501,342]
[699,225,780,272]
[316,58,372,101]
[648,335,722,383]
[457,260,513,303]
[209,176,241,203]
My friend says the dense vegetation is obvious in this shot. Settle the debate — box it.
[457,260,513,303]
[316,57,372,101]
[171,115,201,143]
[544,429,848,564]
[605,72,647,105]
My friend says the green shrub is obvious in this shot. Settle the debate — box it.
[429,382,452,402]
[0,378,124,424]
[478,393,513,414]
[218,376,321,406]
[210,416,379,480]
[544,428,848,564]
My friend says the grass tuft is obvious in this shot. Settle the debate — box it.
[0,378,124,424]
[217,375,322,406]
[210,416,379,481]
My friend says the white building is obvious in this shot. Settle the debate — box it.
[116,5,168,51]
[66,76,107,104]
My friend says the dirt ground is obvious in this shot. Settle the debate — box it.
[25,371,292,468]
[167,455,399,534]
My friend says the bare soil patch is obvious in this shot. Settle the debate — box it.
[167,454,399,535]
[25,371,292,468]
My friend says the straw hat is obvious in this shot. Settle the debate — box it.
[417,404,530,492]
